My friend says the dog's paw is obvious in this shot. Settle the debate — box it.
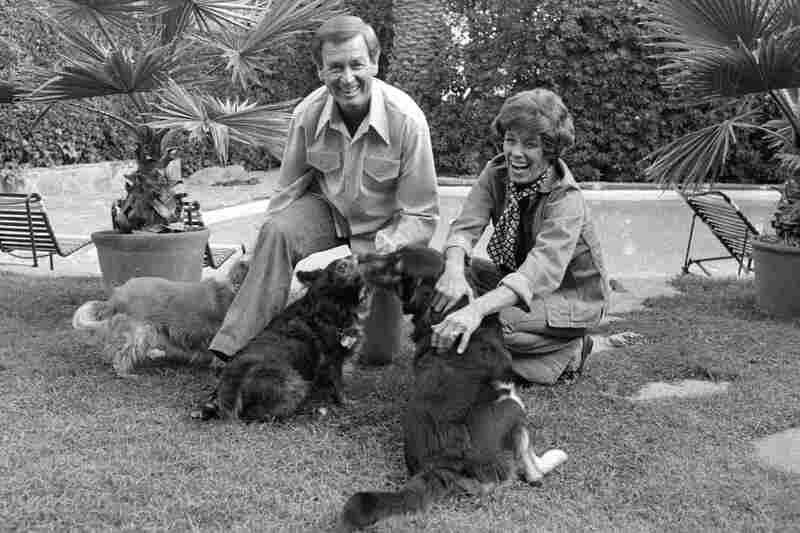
[531,448,568,476]
[190,403,219,421]
[521,463,543,485]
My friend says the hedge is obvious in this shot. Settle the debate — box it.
[423,0,779,183]
[0,0,781,184]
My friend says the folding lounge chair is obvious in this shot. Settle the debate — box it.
[0,192,93,269]
[180,199,246,269]
[678,189,759,276]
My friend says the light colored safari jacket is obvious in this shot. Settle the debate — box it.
[446,155,609,329]
[266,79,440,252]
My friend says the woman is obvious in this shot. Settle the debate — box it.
[431,88,609,385]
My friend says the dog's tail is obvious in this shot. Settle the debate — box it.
[72,300,115,330]
[338,467,460,532]
[207,355,310,422]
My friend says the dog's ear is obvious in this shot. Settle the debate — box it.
[393,247,446,281]
[358,252,403,287]
[296,268,324,286]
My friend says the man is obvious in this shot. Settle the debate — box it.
[209,15,440,365]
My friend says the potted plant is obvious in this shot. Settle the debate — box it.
[9,0,342,290]
[641,0,800,317]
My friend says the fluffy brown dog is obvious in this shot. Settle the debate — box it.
[339,246,567,531]
[72,258,249,376]
[193,255,369,422]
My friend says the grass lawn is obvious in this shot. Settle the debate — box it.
[1,272,798,532]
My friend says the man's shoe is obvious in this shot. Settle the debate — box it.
[575,335,594,375]
[557,335,593,383]
[190,389,219,420]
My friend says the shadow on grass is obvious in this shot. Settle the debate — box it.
[0,271,798,532]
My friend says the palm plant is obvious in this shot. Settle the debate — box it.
[641,0,800,246]
[13,0,344,233]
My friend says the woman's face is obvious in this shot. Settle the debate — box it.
[503,127,547,184]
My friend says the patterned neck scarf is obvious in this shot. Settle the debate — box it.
[487,166,551,272]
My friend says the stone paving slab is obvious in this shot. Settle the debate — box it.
[595,277,800,477]
[629,379,731,401]
[754,429,800,475]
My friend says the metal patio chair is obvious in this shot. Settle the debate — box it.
[180,199,246,269]
[678,189,759,276]
[0,192,93,269]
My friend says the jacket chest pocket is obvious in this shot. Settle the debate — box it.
[307,150,341,175]
[363,156,400,193]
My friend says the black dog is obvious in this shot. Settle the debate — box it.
[193,256,368,422]
[339,246,567,531]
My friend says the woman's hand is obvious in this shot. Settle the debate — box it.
[431,265,474,315]
[431,303,484,354]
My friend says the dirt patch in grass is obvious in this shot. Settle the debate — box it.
[629,379,731,401]
[1,271,798,532]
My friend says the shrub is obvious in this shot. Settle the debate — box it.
[430,0,777,182]
[0,0,779,184]
[0,0,394,173]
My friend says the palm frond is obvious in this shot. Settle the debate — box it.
[218,0,345,88]
[652,28,800,98]
[146,80,295,163]
[26,34,179,103]
[206,97,297,159]
[641,0,783,51]
[191,31,259,88]
[53,23,111,64]
[763,117,796,151]
[152,0,264,41]
[755,28,800,90]
[774,0,800,29]
[645,111,763,188]
[145,81,209,140]
[776,151,800,172]
[48,0,149,32]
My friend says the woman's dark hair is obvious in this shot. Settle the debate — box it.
[310,15,381,68]
[491,88,575,161]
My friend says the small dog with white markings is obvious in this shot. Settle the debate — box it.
[193,255,369,422]
[339,246,567,531]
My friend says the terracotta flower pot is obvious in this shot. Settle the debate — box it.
[752,239,800,318]
[92,229,209,293]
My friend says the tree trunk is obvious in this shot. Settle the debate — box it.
[388,0,447,109]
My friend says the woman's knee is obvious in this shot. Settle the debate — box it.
[508,336,582,385]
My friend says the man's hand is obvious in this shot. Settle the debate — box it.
[431,264,474,314]
[430,303,483,354]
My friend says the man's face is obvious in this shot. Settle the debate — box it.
[318,34,378,121]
